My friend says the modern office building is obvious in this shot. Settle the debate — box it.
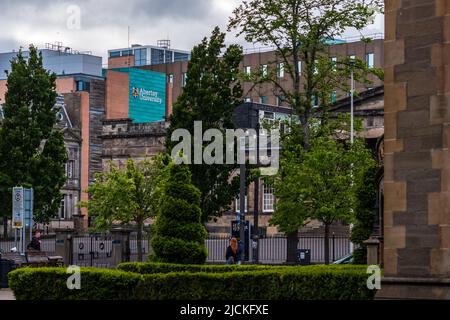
[107,40,190,69]
[0,42,102,80]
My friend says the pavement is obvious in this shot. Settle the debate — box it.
[0,289,15,300]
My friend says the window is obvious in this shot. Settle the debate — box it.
[260,96,268,104]
[331,57,337,71]
[66,160,75,179]
[277,63,284,78]
[277,95,284,106]
[76,81,90,92]
[263,111,275,125]
[60,195,66,219]
[261,64,268,77]
[165,50,173,63]
[331,91,337,104]
[244,97,252,103]
[366,53,374,68]
[235,195,248,213]
[263,183,275,212]
[244,66,251,75]
[121,49,132,56]
[109,51,120,58]
[168,74,174,84]
[151,48,165,65]
[349,54,356,61]
[297,61,302,75]
[174,52,190,62]
[182,73,188,87]
[134,48,147,66]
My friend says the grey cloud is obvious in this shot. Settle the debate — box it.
[131,0,213,19]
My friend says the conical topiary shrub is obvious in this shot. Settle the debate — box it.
[151,163,207,264]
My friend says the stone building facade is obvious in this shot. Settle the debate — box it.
[101,119,167,168]
[378,0,450,299]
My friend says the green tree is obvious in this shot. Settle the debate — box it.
[166,26,243,223]
[0,45,67,235]
[79,154,168,261]
[229,0,384,149]
[229,0,383,261]
[270,117,376,264]
[350,163,378,264]
[151,163,207,264]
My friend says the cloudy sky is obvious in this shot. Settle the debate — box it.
[0,0,384,64]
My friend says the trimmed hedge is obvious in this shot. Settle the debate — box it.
[9,264,375,300]
[134,266,374,300]
[116,262,277,274]
[8,267,141,300]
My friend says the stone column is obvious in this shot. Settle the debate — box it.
[364,238,380,266]
[378,0,450,299]
[54,228,74,266]
[111,227,132,266]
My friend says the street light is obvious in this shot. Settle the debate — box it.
[349,63,355,254]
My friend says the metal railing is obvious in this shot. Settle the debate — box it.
[205,234,351,264]
[1,233,351,266]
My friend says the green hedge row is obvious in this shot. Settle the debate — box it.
[9,264,375,300]
[117,261,277,274]
[8,267,141,300]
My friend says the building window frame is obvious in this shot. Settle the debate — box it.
[263,183,275,212]
[235,195,248,213]
[182,72,187,87]
[277,62,285,78]
[366,52,375,68]
[261,64,268,77]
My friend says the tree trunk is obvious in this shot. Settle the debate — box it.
[3,216,8,240]
[324,223,330,265]
[286,232,298,264]
[137,219,143,262]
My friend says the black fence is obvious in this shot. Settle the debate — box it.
[0,236,56,255]
[129,234,150,262]
[205,234,351,264]
[72,234,113,268]
[1,233,352,267]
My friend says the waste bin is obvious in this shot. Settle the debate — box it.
[0,259,15,288]
[297,249,311,265]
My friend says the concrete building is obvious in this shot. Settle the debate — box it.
[0,42,102,80]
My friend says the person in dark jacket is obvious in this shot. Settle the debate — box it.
[226,237,239,264]
[27,230,41,251]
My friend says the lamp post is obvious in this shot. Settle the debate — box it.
[252,121,260,264]
[349,67,355,254]
[239,136,246,255]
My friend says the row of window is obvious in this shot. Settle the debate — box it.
[243,53,375,78]
[167,72,188,87]
[110,48,190,66]
[236,184,275,213]
[245,92,337,106]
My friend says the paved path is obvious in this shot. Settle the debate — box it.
[0,289,15,300]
